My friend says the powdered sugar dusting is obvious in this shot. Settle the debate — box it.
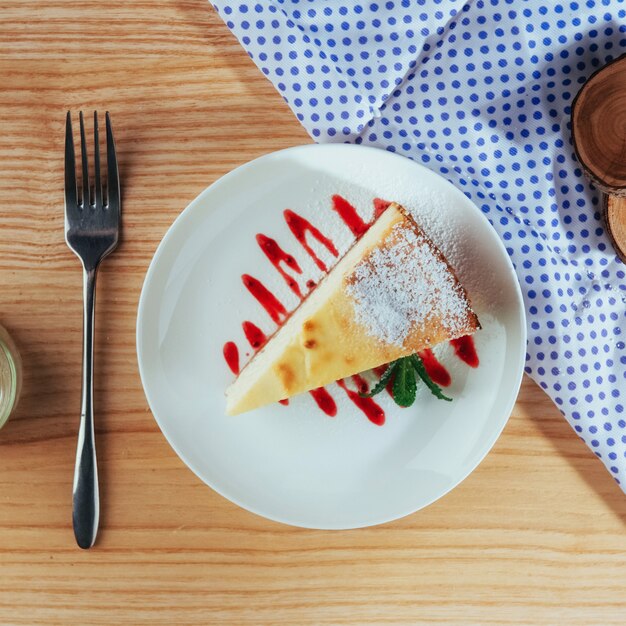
[345,220,473,347]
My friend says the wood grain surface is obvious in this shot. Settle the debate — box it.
[571,53,626,194]
[1,2,626,624]
[604,194,626,264]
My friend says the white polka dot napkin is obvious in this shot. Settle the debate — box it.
[211,0,626,490]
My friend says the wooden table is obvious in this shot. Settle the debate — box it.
[1,2,626,624]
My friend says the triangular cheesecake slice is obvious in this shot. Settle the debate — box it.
[226,203,479,415]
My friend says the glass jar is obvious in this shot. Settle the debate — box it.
[0,324,21,429]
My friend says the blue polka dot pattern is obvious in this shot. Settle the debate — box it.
[212,0,626,489]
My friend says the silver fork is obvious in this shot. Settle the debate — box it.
[64,111,120,549]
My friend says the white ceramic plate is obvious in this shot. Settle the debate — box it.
[137,144,526,529]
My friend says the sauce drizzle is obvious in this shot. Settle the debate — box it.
[256,234,303,298]
[332,194,369,238]
[451,335,479,368]
[242,321,267,351]
[373,197,392,218]
[309,387,337,417]
[337,376,385,426]
[222,342,239,375]
[284,209,338,272]
[417,349,452,387]
[242,274,287,324]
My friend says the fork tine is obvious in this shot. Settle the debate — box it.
[64,112,78,210]
[105,112,120,211]
[79,111,90,207]
[93,112,102,208]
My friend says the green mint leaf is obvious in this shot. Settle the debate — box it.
[392,357,417,407]
[359,361,399,398]
[410,354,452,402]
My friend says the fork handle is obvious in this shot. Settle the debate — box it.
[72,266,100,549]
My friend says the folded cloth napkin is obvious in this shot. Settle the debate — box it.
[211,0,626,489]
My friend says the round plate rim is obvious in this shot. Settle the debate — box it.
[136,143,527,529]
